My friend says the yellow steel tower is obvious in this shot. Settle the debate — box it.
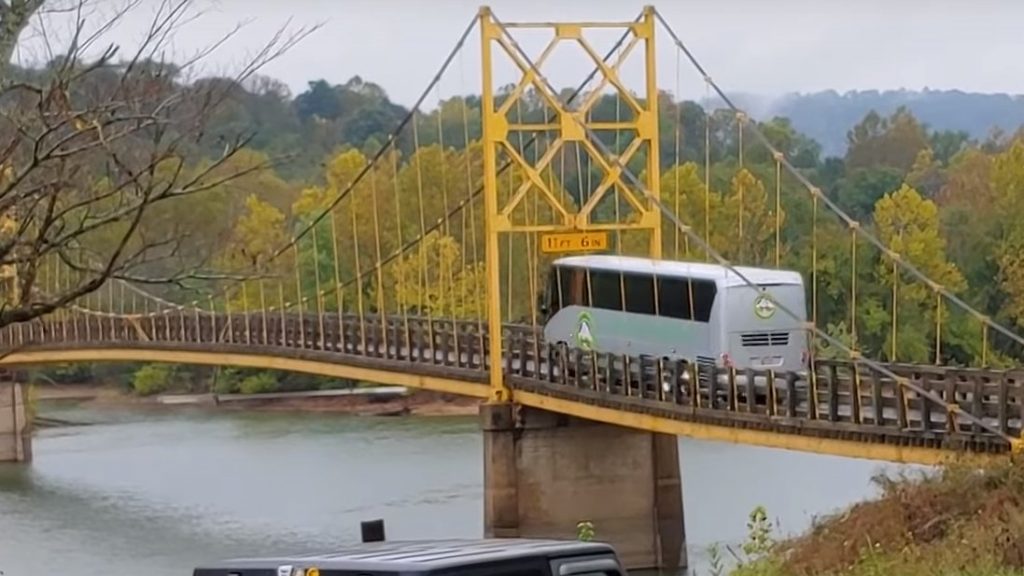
[478,6,663,401]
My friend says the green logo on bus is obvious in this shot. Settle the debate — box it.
[754,293,776,320]
[575,311,595,350]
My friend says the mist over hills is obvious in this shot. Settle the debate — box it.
[726,89,1024,157]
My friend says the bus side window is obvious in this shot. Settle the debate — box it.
[657,277,688,319]
[569,267,587,306]
[555,266,589,308]
[590,270,621,310]
[657,277,717,321]
[623,272,655,315]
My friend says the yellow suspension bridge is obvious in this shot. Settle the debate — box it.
[3,6,1024,469]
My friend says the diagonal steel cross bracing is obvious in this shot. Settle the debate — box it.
[480,7,662,238]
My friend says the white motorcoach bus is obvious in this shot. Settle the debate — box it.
[541,255,810,378]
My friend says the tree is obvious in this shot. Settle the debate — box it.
[834,166,904,221]
[413,96,481,151]
[0,0,313,327]
[991,140,1024,328]
[846,107,929,172]
[658,162,708,259]
[653,161,736,261]
[747,116,822,170]
[872,184,966,362]
[905,148,945,198]
[929,129,971,165]
[135,149,297,283]
[216,194,294,310]
[221,195,289,272]
[720,168,785,266]
[294,79,340,121]
[387,232,484,320]
[0,0,43,81]
[936,148,999,312]
[876,186,957,284]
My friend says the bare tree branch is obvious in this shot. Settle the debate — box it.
[0,0,319,328]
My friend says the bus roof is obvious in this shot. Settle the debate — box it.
[553,255,803,288]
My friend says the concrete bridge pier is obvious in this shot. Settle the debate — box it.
[0,378,30,463]
[481,403,686,571]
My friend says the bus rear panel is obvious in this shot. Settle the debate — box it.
[720,282,808,373]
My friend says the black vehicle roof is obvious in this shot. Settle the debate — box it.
[197,539,616,572]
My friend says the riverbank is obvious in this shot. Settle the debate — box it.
[728,456,1024,576]
[31,383,481,417]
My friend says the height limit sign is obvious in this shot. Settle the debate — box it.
[540,231,608,254]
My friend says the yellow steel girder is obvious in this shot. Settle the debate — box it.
[512,390,996,467]
[0,348,490,399]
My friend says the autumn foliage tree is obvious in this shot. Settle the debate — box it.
[387,232,485,320]
[871,184,965,362]
[991,140,1024,328]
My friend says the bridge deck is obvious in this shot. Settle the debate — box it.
[2,311,1022,463]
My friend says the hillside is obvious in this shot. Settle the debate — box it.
[728,457,1024,576]
[12,62,1024,395]
[762,89,1024,157]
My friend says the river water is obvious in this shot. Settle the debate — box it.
[0,402,925,576]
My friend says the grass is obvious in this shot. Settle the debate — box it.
[719,456,1024,576]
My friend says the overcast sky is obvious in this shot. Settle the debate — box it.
[14,0,1024,107]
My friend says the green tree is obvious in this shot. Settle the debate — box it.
[294,79,342,121]
[929,129,971,165]
[936,148,1000,313]
[658,162,712,259]
[846,107,929,172]
[905,148,945,198]
[746,116,822,169]
[991,140,1024,328]
[835,166,904,221]
[718,169,785,266]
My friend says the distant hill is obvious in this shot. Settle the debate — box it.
[749,89,1024,157]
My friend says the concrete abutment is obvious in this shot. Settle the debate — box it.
[0,379,31,463]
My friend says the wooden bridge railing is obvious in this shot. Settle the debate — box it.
[3,310,1022,454]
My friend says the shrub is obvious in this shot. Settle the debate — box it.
[238,372,279,394]
[131,364,176,396]
[211,368,241,394]
[575,521,595,542]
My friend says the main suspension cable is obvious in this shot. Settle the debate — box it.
[653,8,1024,353]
